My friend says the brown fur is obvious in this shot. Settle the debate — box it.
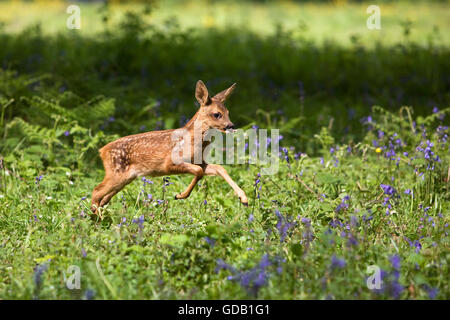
[91,80,248,216]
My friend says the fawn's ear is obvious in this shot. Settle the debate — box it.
[212,83,237,103]
[195,80,211,106]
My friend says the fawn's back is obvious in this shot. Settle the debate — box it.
[99,129,177,178]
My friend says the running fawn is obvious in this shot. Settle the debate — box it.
[91,80,248,216]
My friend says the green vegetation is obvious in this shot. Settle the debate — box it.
[0,0,448,299]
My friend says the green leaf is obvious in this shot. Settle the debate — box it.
[291,243,303,257]
[316,172,341,184]
[406,253,425,266]
[159,233,189,247]
[34,255,55,263]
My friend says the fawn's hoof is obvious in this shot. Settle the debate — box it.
[89,204,104,221]
[240,196,249,206]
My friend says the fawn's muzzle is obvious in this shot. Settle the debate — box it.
[224,123,236,134]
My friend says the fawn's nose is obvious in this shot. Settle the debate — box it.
[225,123,235,130]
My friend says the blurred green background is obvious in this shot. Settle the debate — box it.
[1,0,449,46]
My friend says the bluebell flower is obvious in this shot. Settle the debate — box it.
[380,184,396,195]
[142,177,153,186]
[335,196,350,212]
[35,175,44,184]
[330,219,343,228]
[301,217,311,226]
[281,147,290,164]
[347,234,358,247]
[84,289,96,300]
[390,281,404,299]
[427,287,439,299]
[362,214,373,223]
[33,264,48,287]
[204,236,216,247]
[259,254,271,269]
[275,210,296,242]
[330,255,346,270]
[132,215,145,230]
[350,215,359,227]
[389,255,401,270]
[216,254,274,296]
[215,259,237,274]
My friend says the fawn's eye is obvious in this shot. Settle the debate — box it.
[213,112,222,119]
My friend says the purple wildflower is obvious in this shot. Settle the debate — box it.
[275,210,296,242]
[427,287,439,299]
[132,215,145,230]
[389,255,401,270]
[330,255,346,270]
[380,184,396,195]
[204,236,216,247]
[282,147,290,164]
[142,177,153,186]
[84,289,96,300]
[35,175,44,185]
[335,196,350,212]
[33,264,48,287]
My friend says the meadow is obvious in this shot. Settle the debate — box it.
[0,0,449,299]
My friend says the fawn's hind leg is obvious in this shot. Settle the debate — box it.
[91,173,135,213]
[91,177,111,212]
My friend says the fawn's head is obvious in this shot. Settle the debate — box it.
[193,80,236,133]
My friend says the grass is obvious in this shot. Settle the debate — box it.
[1,107,449,299]
[0,0,449,300]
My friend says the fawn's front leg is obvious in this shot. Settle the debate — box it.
[171,163,204,200]
[204,164,248,205]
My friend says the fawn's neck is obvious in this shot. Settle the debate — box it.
[183,111,209,135]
